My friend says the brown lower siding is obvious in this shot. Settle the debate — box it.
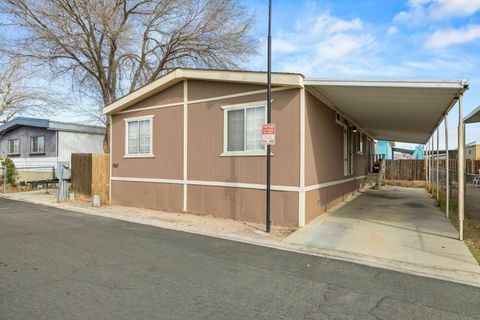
[111,181,183,212]
[188,185,298,227]
[305,178,364,224]
[111,180,299,227]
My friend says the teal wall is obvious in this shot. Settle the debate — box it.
[413,145,425,160]
[377,140,392,159]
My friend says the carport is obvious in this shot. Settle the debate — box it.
[304,78,469,240]
[286,78,480,284]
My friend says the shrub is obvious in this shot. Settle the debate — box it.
[1,157,18,187]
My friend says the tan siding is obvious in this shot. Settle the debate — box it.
[127,82,183,110]
[305,92,368,187]
[305,179,362,224]
[111,181,183,212]
[110,79,301,227]
[304,91,368,223]
[188,88,300,186]
[188,185,298,227]
[111,106,183,180]
[188,80,266,101]
[354,133,367,176]
[305,92,344,186]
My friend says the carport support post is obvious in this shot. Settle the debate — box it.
[427,137,430,191]
[424,142,430,190]
[430,134,435,196]
[458,94,465,241]
[445,115,449,218]
[436,128,440,200]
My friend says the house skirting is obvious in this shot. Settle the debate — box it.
[305,177,365,224]
[111,176,365,227]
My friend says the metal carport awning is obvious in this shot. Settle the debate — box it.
[304,79,469,144]
[464,105,480,124]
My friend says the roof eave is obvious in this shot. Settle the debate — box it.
[103,68,304,115]
[464,105,480,124]
[304,78,469,90]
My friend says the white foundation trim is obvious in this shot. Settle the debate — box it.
[298,88,306,227]
[110,176,300,192]
[111,177,184,185]
[305,175,366,192]
[186,180,299,192]
[183,80,188,212]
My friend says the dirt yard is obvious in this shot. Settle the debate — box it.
[0,190,295,243]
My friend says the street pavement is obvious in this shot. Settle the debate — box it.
[0,197,479,320]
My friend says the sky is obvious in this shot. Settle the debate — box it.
[243,0,480,150]
[3,0,480,150]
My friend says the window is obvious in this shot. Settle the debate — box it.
[125,116,153,157]
[356,132,363,154]
[8,138,20,155]
[223,103,266,155]
[30,136,45,154]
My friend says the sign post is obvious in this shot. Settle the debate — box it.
[265,0,273,233]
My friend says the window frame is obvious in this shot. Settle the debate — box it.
[221,101,268,157]
[123,115,155,158]
[8,138,20,156]
[30,135,45,154]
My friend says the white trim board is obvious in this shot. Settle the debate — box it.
[110,176,366,193]
[109,115,113,203]
[114,87,292,115]
[183,80,188,212]
[305,175,366,192]
[298,88,306,227]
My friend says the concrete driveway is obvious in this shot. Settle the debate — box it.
[287,186,480,285]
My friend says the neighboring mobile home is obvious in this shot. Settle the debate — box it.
[104,69,373,227]
[0,117,105,180]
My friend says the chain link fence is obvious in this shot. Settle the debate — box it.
[0,165,58,193]
[429,159,479,220]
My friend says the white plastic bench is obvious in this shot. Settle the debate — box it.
[474,175,480,187]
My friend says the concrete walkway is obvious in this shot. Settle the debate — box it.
[287,186,480,286]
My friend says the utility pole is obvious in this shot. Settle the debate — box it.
[266,0,272,233]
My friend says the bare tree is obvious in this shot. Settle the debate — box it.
[0,58,59,123]
[1,0,257,151]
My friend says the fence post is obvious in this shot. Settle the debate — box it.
[3,166,6,193]
[445,115,449,218]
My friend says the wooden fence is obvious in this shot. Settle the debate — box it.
[385,160,425,181]
[71,153,109,202]
[385,159,480,181]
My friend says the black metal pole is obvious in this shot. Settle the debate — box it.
[266,0,272,233]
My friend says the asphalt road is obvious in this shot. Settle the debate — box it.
[0,198,479,320]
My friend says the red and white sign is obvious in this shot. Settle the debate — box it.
[262,123,276,145]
